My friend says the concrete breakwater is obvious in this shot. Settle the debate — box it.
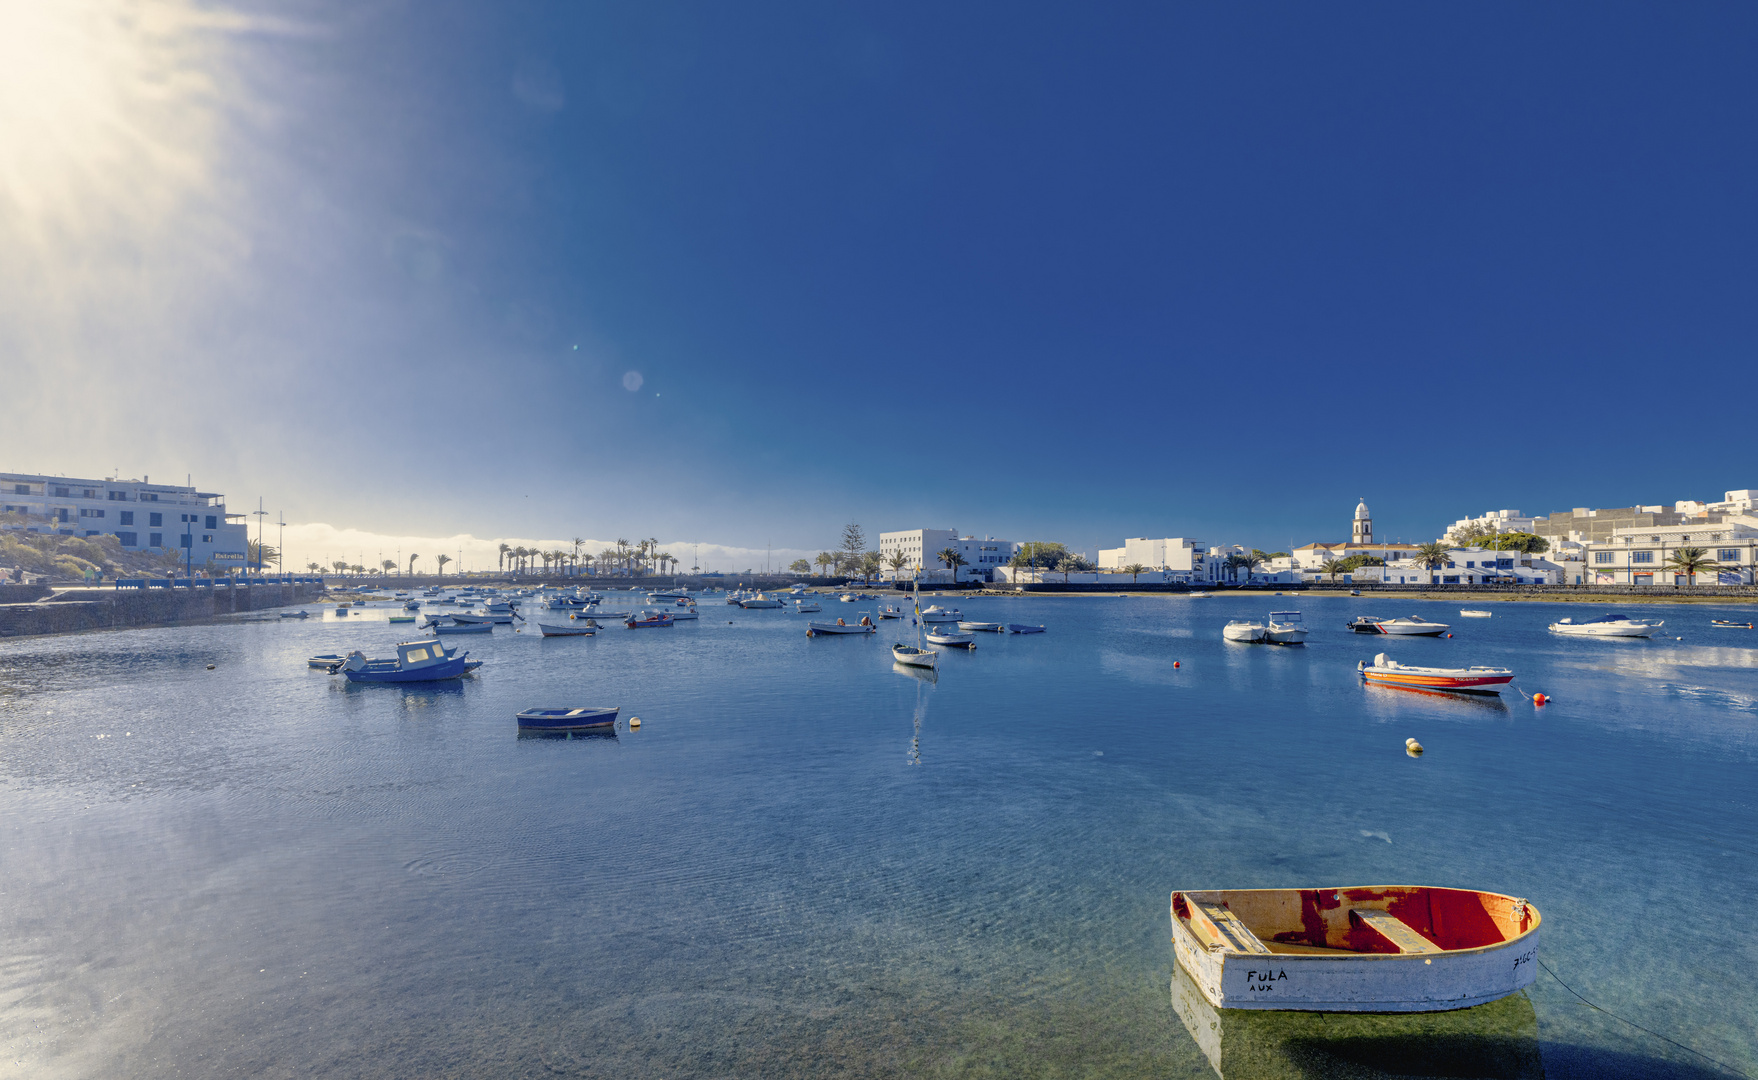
[0,581,319,638]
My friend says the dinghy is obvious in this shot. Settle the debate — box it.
[625,612,675,628]
[1711,619,1755,629]
[281,610,310,619]
[809,618,876,636]
[307,653,347,668]
[387,615,415,624]
[1357,653,1514,694]
[925,627,976,648]
[1008,623,1046,634]
[1171,886,1540,1013]
[537,621,595,637]
[433,623,493,635]
[516,706,618,731]
[956,621,1002,632]
[1459,609,1493,618]
[794,600,822,613]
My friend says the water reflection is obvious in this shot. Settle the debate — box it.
[516,728,618,742]
[1171,965,1542,1079]
[1361,682,1512,715]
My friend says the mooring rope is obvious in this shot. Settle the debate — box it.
[1539,958,1754,1079]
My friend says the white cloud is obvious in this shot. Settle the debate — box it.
[277,522,814,575]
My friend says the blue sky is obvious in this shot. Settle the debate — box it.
[4,2,1757,559]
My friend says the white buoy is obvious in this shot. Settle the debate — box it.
[1405,737,1424,756]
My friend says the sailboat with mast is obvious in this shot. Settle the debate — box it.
[892,577,938,670]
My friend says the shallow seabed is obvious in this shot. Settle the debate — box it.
[2,593,1755,1078]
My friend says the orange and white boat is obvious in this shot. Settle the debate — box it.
[1357,653,1514,694]
[1171,886,1541,1012]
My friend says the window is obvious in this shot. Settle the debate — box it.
[120,511,133,525]
[1719,549,1739,562]
[1463,561,1472,568]
[1443,575,1460,584]
[57,508,70,522]
[108,491,126,501]
[1496,559,1514,569]
[80,508,104,518]
[1632,551,1654,564]
[143,493,158,502]
[149,512,162,527]
[82,489,95,499]
[205,515,217,529]
[53,486,69,497]
[1650,536,1660,543]
[13,484,27,495]
[202,534,213,543]
[117,532,138,546]
[149,532,162,547]
[1595,552,1613,564]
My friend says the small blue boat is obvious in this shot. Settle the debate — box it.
[1008,623,1046,634]
[625,612,675,628]
[516,706,619,731]
[336,641,480,683]
[433,623,493,635]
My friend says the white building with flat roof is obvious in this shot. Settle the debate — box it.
[1097,537,1207,575]
[879,528,1018,582]
[1,471,251,569]
[1584,522,1758,586]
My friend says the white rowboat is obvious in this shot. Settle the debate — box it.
[1171,886,1540,1012]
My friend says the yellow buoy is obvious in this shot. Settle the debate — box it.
[206,664,216,670]
[630,717,641,729]
[1405,737,1424,756]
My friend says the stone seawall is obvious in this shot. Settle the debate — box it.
[0,581,318,638]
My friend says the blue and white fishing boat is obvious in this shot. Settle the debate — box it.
[433,622,493,635]
[516,706,619,731]
[626,611,676,628]
[332,641,480,683]
[1008,623,1046,634]
[404,600,421,610]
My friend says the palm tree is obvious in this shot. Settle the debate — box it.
[1664,545,1715,586]
[332,559,348,575]
[436,554,451,576]
[381,558,397,576]
[1221,554,1244,583]
[1236,552,1263,583]
[408,553,420,576]
[861,551,882,581]
[307,562,321,574]
[1122,562,1149,584]
[659,552,675,577]
[579,553,594,576]
[1320,558,1343,582]
[1056,554,1080,584]
[599,548,617,577]
[350,564,365,576]
[936,547,964,584]
[885,550,911,580]
[571,537,584,573]
[1415,542,1450,584]
[498,543,510,574]
[815,551,835,577]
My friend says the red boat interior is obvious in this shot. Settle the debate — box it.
[1173,886,1538,956]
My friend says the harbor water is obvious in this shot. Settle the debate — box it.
[2,593,1755,1078]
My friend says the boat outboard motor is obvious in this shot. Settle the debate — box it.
[343,651,368,672]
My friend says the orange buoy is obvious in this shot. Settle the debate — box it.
[1533,693,1547,706]
[1173,660,1180,668]
[1446,633,1452,638]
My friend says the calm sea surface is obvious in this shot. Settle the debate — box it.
[2,592,1756,1078]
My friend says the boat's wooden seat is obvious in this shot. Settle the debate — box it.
[1351,908,1442,954]
[1191,901,1272,954]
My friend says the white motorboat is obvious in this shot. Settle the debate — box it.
[1347,616,1450,636]
[1223,620,1267,643]
[879,605,905,619]
[957,621,1002,632]
[919,605,961,623]
[739,593,784,609]
[1549,613,1663,638]
[839,593,857,603]
[794,600,822,613]
[1459,609,1493,618]
[1263,611,1308,645]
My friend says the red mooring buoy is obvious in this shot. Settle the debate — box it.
[1533,693,1548,706]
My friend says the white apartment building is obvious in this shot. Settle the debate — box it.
[1584,522,1758,586]
[1,471,251,568]
[1097,537,1207,576]
[1444,509,1537,542]
[879,528,1018,582]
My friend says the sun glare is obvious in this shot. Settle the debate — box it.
[0,0,219,247]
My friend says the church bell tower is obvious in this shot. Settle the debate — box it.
[1352,499,1373,545]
